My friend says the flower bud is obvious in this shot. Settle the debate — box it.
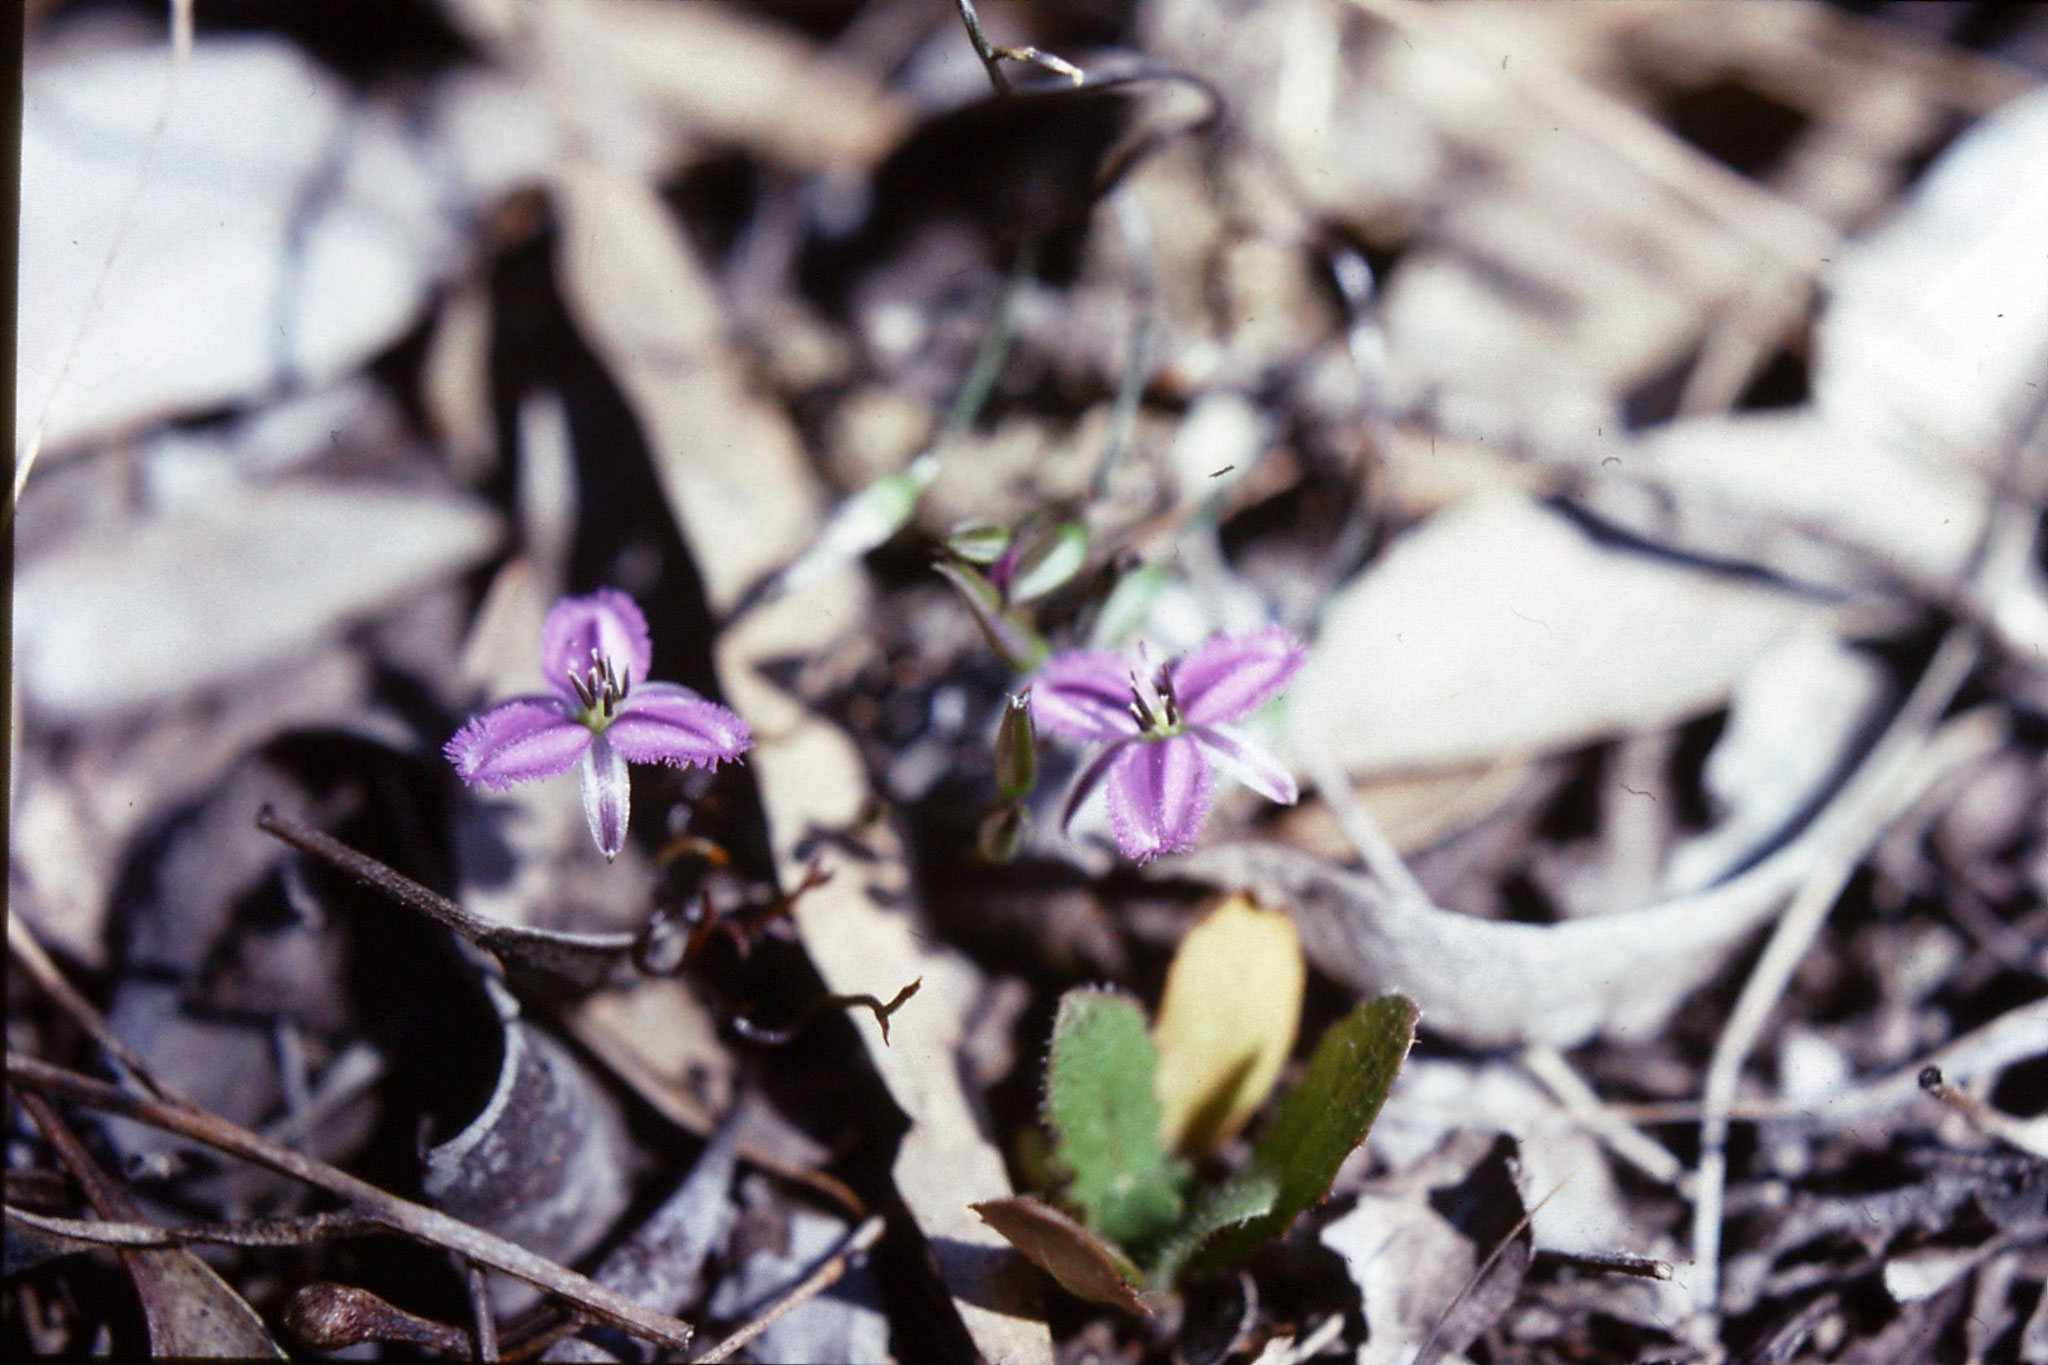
[994,691,1037,800]
[978,802,1030,862]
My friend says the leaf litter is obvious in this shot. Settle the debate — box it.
[8,2,2048,1362]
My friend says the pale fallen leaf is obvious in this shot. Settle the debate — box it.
[1290,494,1828,778]
[1320,1133,1528,1365]
[1152,894,1304,1157]
[1818,85,2048,466]
[14,480,500,720]
[19,36,454,454]
[1635,411,1993,589]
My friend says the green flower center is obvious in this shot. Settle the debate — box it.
[568,650,629,733]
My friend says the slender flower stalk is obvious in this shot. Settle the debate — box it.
[1034,626,1306,863]
[446,589,751,860]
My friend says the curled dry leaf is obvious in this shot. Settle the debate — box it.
[1173,705,2001,1048]
[551,160,1052,1365]
[424,977,634,1315]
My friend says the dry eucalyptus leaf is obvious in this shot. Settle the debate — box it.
[1152,894,1305,1158]
[1635,411,1993,589]
[19,35,453,454]
[551,161,824,615]
[15,480,500,721]
[1817,85,2048,466]
[1290,494,1827,778]
[121,1237,289,1359]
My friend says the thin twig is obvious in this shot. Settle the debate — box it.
[951,0,1012,95]
[1299,742,1434,909]
[1520,1044,1685,1187]
[1918,1066,2048,1160]
[1612,988,2048,1129]
[5,1207,386,1251]
[1411,1167,1572,1365]
[1688,634,1986,1344]
[8,913,169,1100]
[6,1052,695,1350]
[467,1260,502,1364]
[689,1215,886,1365]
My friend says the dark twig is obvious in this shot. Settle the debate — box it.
[689,1215,886,1365]
[467,1260,501,1363]
[4,1207,385,1251]
[6,1052,695,1350]
[8,912,169,1100]
[952,0,1012,95]
[733,978,923,1047]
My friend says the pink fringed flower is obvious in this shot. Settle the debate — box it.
[1035,626,1306,863]
[446,589,752,861]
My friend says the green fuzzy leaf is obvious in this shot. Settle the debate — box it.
[1187,993,1417,1276]
[971,1197,1151,1315]
[1145,1168,1278,1286]
[1043,989,1186,1248]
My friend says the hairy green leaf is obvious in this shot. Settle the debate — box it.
[1188,993,1417,1275]
[1146,1168,1279,1286]
[1043,989,1185,1248]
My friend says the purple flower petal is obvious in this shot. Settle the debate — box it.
[580,732,631,861]
[1104,733,1214,863]
[1059,736,1136,836]
[541,589,653,700]
[1170,626,1306,726]
[1033,649,1142,741]
[445,698,591,790]
[1191,724,1299,805]
[609,683,753,769]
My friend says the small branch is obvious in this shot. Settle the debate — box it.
[1520,1044,1685,1188]
[1919,1066,2048,1160]
[1299,743,1434,909]
[466,1260,502,1363]
[952,0,1012,95]
[733,977,922,1047]
[8,912,170,1101]
[7,1052,695,1351]
[1689,634,1988,1345]
[689,1215,886,1365]
[5,1207,386,1251]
